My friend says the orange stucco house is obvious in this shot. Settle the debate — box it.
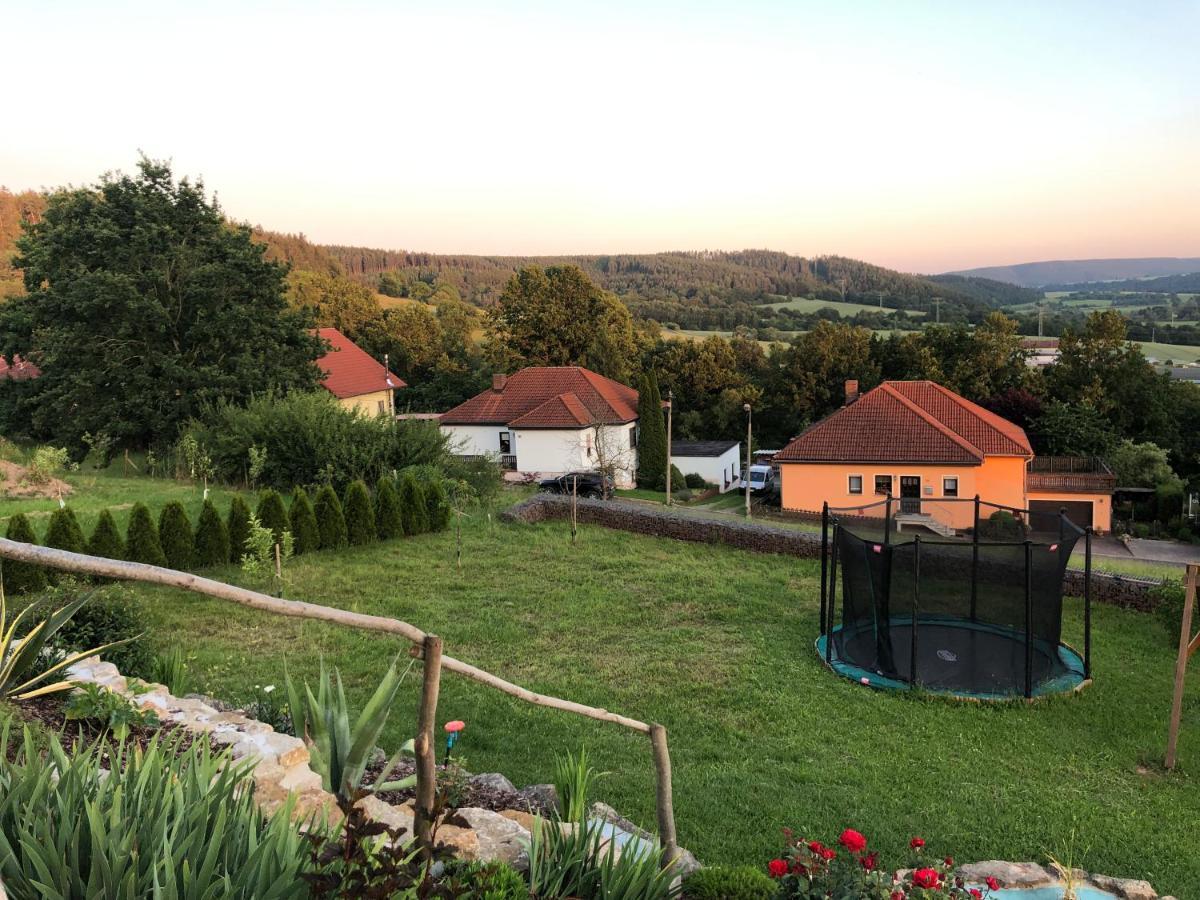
[776,380,1113,533]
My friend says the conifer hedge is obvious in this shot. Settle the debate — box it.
[126,502,167,567]
[255,490,289,546]
[343,480,375,546]
[374,476,403,540]
[399,473,430,536]
[227,496,252,563]
[636,371,668,489]
[425,478,451,533]
[194,499,230,567]
[3,513,48,594]
[314,484,348,550]
[158,502,196,570]
[44,507,85,555]
[86,509,126,561]
[288,488,320,555]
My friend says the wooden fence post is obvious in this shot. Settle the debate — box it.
[649,723,680,867]
[1166,564,1198,770]
[414,634,444,862]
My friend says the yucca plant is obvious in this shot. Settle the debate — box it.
[284,656,417,802]
[0,586,129,700]
[0,723,312,898]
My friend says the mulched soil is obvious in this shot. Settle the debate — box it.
[362,757,552,814]
[5,693,206,767]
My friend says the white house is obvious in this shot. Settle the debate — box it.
[671,440,742,493]
[439,367,640,488]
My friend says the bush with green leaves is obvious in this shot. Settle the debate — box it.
[426,477,451,533]
[185,390,452,492]
[64,682,160,740]
[374,475,403,540]
[683,865,777,900]
[0,727,311,898]
[125,502,167,566]
[3,513,48,594]
[399,472,430,536]
[314,484,348,550]
[194,498,231,567]
[453,860,530,898]
[256,489,290,545]
[0,588,129,701]
[227,495,253,563]
[284,656,416,803]
[288,487,321,554]
[158,501,196,570]
[683,473,708,490]
[86,508,126,561]
[240,514,294,592]
[1152,579,1188,648]
[343,479,376,546]
[42,581,155,680]
[43,506,84,554]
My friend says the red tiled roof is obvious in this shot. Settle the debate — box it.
[316,328,406,399]
[0,356,40,381]
[776,380,1033,465]
[440,367,638,427]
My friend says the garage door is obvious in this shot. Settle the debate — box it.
[1028,500,1092,533]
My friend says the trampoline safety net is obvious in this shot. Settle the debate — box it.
[819,497,1092,699]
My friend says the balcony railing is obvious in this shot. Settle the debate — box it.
[500,454,517,471]
[1027,456,1115,493]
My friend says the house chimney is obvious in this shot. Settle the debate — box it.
[844,379,860,405]
[492,373,507,392]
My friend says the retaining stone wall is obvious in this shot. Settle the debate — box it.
[503,495,1164,611]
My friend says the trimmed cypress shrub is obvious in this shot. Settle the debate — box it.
[636,371,667,489]
[425,478,450,533]
[399,473,430,536]
[158,502,196,571]
[3,513,48,594]
[126,502,167,567]
[288,488,320,555]
[374,476,403,540]
[44,507,85,554]
[255,489,289,545]
[343,480,376,546]
[314,484,348,549]
[86,509,126,560]
[227,496,252,563]
[194,499,230,567]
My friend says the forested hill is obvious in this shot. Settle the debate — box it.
[950,257,1200,288]
[1045,270,1200,294]
[320,244,1038,309]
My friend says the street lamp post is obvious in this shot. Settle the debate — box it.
[665,389,674,506]
[743,402,752,519]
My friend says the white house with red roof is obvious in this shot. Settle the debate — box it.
[439,366,640,487]
[316,327,405,416]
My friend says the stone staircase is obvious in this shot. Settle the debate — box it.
[894,512,957,537]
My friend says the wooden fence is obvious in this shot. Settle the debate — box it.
[0,538,680,865]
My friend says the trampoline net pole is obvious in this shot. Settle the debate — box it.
[1084,526,1093,678]
[910,535,921,688]
[826,525,839,665]
[820,503,829,636]
[1024,540,1033,699]
[884,494,892,546]
[970,495,980,621]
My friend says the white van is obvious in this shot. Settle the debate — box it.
[746,464,775,494]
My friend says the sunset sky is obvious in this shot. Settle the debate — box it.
[4,0,1197,273]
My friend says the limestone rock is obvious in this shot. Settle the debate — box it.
[356,795,415,840]
[498,808,539,832]
[438,823,480,860]
[589,802,654,842]
[519,783,560,814]
[1090,874,1157,900]
[957,861,1055,889]
[453,807,531,869]
[470,772,517,795]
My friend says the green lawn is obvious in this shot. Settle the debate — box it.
[4,474,1198,894]
[762,295,926,318]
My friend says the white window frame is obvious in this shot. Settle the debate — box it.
[943,475,959,498]
[847,474,863,495]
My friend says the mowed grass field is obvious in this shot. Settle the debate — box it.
[763,295,926,317]
[5,471,1195,894]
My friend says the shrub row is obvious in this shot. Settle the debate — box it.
[2,472,450,592]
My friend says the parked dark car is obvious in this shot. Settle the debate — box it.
[538,471,613,499]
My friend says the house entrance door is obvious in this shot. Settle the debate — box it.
[900,476,921,514]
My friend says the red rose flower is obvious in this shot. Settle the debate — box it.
[944,857,954,867]
[768,859,788,878]
[839,829,868,853]
[891,892,906,900]
[970,890,982,899]
[910,837,925,850]
[986,876,1000,891]
[821,848,837,861]
[807,840,824,853]
[912,868,940,889]
[860,851,879,872]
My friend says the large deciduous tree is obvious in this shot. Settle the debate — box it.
[1,157,323,452]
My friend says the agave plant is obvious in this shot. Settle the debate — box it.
[0,586,130,700]
[284,656,416,802]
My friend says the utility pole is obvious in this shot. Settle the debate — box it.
[665,389,674,506]
[1038,304,1044,338]
[743,402,753,519]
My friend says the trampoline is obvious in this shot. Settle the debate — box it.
[817,495,1093,700]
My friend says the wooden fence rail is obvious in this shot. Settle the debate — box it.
[0,538,680,864]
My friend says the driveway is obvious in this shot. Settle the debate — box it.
[1083,534,1200,568]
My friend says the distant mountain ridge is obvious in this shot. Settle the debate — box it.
[948,257,1200,288]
